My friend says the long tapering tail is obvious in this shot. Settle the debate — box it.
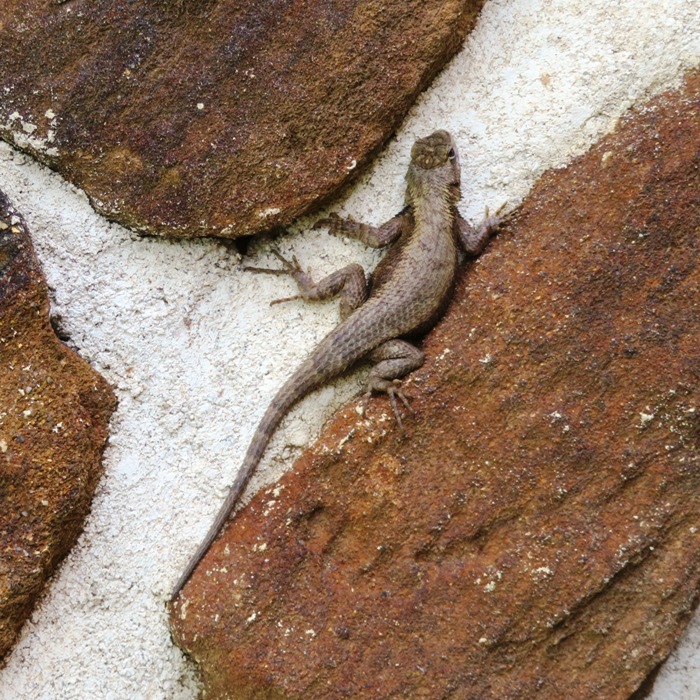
[170,358,331,600]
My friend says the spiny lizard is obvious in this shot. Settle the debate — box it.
[171,130,501,599]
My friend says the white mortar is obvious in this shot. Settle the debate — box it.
[1,0,699,697]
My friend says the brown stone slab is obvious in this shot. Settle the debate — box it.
[0,0,484,239]
[170,70,700,699]
[0,194,116,663]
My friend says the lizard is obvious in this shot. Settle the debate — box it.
[170,129,501,600]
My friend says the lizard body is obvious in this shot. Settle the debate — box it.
[171,130,500,599]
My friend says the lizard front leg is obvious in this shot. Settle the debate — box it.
[363,339,425,432]
[246,250,368,320]
[454,206,503,256]
[314,208,412,248]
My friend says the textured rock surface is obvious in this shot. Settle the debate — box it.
[0,0,484,239]
[170,72,700,699]
[0,194,116,663]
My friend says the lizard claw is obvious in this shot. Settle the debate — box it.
[243,249,289,276]
[362,379,413,434]
[386,382,412,434]
[479,202,508,235]
[244,250,308,305]
[270,249,303,273]
[483,202,508,218]
[243,249,301,275]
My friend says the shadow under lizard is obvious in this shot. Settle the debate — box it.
[171,130,501,599]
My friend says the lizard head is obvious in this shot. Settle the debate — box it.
[406,130,461,204]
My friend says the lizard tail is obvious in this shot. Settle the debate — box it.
[170,358,333,600]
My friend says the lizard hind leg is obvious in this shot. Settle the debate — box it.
[363,339,425,432]
[246,250,368,319]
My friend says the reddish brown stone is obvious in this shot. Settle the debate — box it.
[170,72,700,699]
[0,0,484,239]
[0,194,116,663]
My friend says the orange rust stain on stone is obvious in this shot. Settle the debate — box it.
[0,193,116,662]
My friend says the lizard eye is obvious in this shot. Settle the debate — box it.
[448,148,456,160]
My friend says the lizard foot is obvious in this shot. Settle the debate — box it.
[479,202,509,234]
[243,249,299,275]
[244,250,307,305]
[362,379,413,434]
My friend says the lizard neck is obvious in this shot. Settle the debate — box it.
[410,181,455,236]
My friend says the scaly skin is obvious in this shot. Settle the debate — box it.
[171,130,500,599]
